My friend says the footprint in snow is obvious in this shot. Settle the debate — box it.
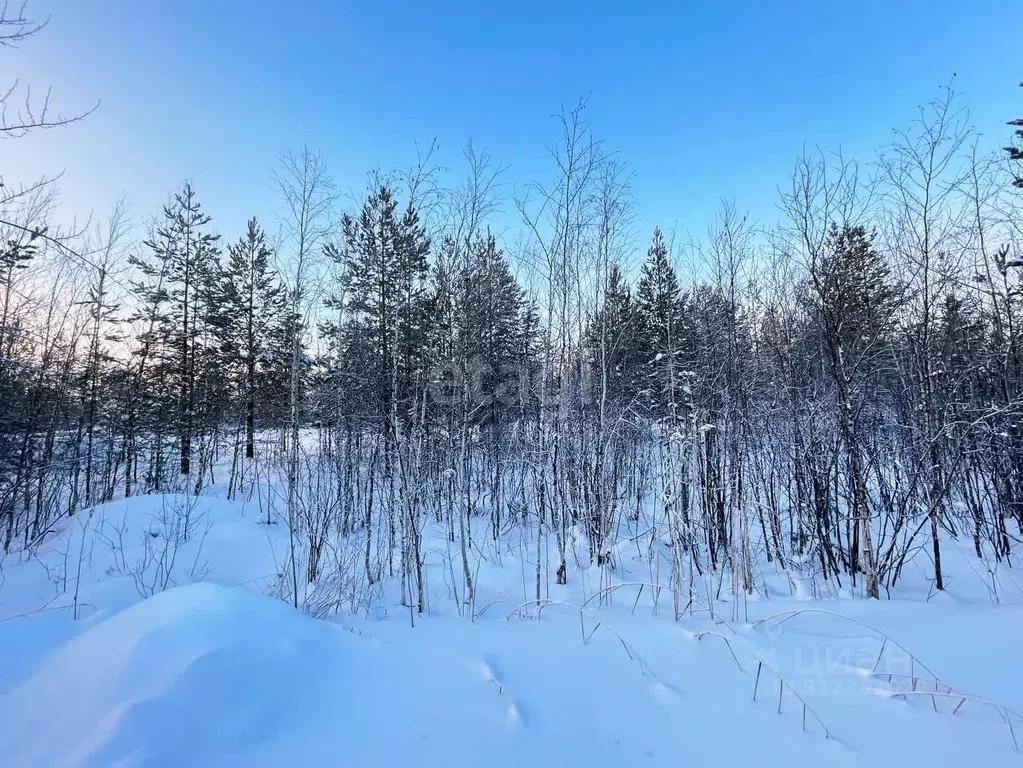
[650,679,684,705]
[478,655,528,729]
[480,655,504,692]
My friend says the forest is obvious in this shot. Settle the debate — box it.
[3,3,1023,619]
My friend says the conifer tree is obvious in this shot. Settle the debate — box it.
[585,264,642,409]
[79,257,122,506]
[808,223,903,598]
[328,185,431,433]
[1007,80,1022,188]
[133,182,221,477]
[223,218,288,458]
[635,228,687,418]
[460,234,527,418]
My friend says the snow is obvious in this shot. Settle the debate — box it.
[0,493,1021,766]
[0,584,350,767]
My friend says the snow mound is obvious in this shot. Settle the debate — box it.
[0,584,354,767]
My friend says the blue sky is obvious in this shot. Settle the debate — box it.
[6,1,1021,256]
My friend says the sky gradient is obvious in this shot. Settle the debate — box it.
[6,1,1021,255]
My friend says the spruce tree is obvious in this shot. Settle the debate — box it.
[461,234,527,418]
[585,264,642,408]
[426,233,534,424]
[813,224,902,355]
[635,228,687,418]
[809,223,902,598]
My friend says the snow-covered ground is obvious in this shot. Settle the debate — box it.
[0,492,1021,766]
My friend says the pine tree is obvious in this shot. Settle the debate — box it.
[134,182,221,477]
[1007,80,1022,188]
[635,228,687,418]
[0,234,38,356]
[0,232,38,459]
[222,218,288,458]
[426,238,456,379]
[327,185,431,433]
[78,261,121,506]
[394,200,433,414]
[127,224,174,490]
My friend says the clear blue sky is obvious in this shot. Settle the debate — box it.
[7,1,1021,253]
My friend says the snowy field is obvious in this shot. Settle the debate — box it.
[0,491,1021,767]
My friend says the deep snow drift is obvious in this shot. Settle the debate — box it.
[0,493,1021,767]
